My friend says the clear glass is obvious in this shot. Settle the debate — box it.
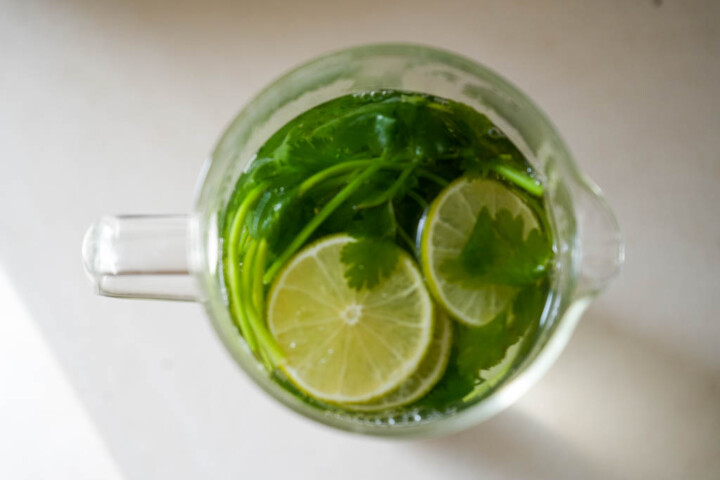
[83,215,197,300]
[83,44,623,437]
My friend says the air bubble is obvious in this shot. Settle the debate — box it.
[487,127,506,139]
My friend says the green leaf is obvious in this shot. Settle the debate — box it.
[454,281,548,378]
[417,281,547,410]
[248,186,315,257]
[460,152,501,178]
[273,131,340,172]
[441,207,552,288]
[393,101,471,159]
[221,90,552,385]
[346,203,397,239]
[340,238,400,290]
[274,100,400,170]
[349,169,398,209]
[416,360,475,409]
[356,165,420,209]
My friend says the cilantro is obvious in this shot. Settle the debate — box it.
[340,239,400,290]
[220,89,552,376]
[416,360,475,409]
[441,207,552,288]
[417,281,547,410]
[357,164,419,208]
[456,283,546,376]
[346,203,397,240]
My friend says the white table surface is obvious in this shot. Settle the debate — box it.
[1,1,719,478]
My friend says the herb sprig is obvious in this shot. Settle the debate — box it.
[221,91,545,369]
[441,207,553,288]
[418,279,549,409]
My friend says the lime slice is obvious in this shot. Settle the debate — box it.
[420,177,540,326]
[345,311,452,412]
[267,235,434,403]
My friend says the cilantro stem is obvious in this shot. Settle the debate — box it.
[418,168,449,187]
[246,297,285,365]
[492,164,544,196]
[252,239,268,314]
[298,159,376,195]
[390,165,416,195]
[311,101,394,137]
[228,182,269,250]
[258,345,273,371]
[312,173,354,193]
[264,161,384,284]
[232,273,256,351]
[407,190,429,209]
[245,239,285,365]
[226,183,268,352]
[241,241,260,353]
[362,164,416,207]
[396,223,417,252]
[253,240,276,371]
[241,240,258,317]
[300,159,436,198]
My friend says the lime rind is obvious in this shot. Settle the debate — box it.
[420,177,541,326]
[344,311,452,412]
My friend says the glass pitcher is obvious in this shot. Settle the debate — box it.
[82,44,623,437]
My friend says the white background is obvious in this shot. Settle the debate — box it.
[1,1,719,478]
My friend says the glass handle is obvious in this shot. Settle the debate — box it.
[82,215,198,301]
[572,180,625,298]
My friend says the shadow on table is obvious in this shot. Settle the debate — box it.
[408,305,720,480]
[413,409,618,480]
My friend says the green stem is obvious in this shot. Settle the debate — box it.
[246,293,285,366]
[264,161,384,284]
[242,240,258,315]
[252,239,269,314]
[299,159,376,195]
[299,158,430,198]
[226,184,268,352]
[239,240,259,350]
[310,102,393,137]
[418,168,449,187]
[251,241,272,374]
[361,164,416,208]
[388,165,416,197]
[258,346,273,372]
[407,190,429,210]
[228,270,256,351]
[244,239,285,366]
[311,173,354,194]
[228,182,269,253]
[238,228,249,251]
[397,223,417,252]
[492,164,544,196]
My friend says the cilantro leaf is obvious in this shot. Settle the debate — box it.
[316,188,399,240]
[416,360,475,409]
[357,164,420,209]
[455,281,547,378]
[340,238,400,290]
[417,281,547,410]
[441,207,552,288]
[248,187,314,255]
[346,203,397,240]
